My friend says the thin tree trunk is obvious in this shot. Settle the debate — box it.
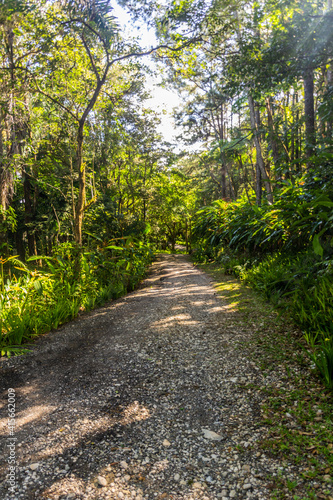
[73,78,105,245]
[218,105,227,199]
[266,97,280,171]
[256,163,262,206]
[15,230,25,261]
[303,67,316,162]
[326,66,332,139]
[23,168,37,256]
[248,93,273,204]
[70,156,75,225]
[74,122,85,246]
[185,218,188,253]
[295,92,301,172]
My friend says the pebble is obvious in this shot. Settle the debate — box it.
[202,429,223,441]
[97,476,107,487]
[174,473,180,481]
[120,461,128,469]
[163,439,171,447]
[29,463,39,471]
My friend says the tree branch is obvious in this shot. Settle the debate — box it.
[28,70,79,122]
[81,33,101,83]
[108,37,202,67]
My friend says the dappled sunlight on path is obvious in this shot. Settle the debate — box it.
[0,254,287,500]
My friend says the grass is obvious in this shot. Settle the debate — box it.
[197,261,333,499]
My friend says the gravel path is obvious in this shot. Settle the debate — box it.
[0,254,300,499]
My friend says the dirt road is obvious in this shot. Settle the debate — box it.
[0,254,298,499]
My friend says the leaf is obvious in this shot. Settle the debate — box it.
[313,234,323,258]
[33,280,43,296]
[105,245,124,251]
[27,255,51,262]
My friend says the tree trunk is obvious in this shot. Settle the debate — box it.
[326,66,332,139]
[15,230,25,261]
[0,111,13,212]
[185,218,188,253]
[23,168,37,256]
[255,163,262,207]
[303,67,316,162]
[248,93,273,204]
[218,105,227,199]
[266,97,280,171]
[74,122,85,245]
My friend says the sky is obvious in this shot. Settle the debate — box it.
[112,2,183,145]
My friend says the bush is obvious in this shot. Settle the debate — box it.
[191,179,333,389]
[0,239,153,357]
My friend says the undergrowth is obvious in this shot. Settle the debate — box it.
[0,239,153,357]
[192,179,333,390]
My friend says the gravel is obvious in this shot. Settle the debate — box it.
[0,254,328,499]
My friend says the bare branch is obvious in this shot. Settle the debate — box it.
[108,37,202,67]
[81,33,101,83]
[29,70,78,122]
[63,18,109,53]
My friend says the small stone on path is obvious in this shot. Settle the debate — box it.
[97,476,107,487]
[163,439,171,447]
[202,429,223,441]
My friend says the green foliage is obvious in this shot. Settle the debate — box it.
[193,180,333,258]
[308,338,333,390]
[192,178,333,389]
[0,240,153,357]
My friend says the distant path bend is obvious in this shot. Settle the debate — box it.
[0,254,288,499]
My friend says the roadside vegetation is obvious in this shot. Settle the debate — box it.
[191,169,333,391]
[0,240,153,356]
